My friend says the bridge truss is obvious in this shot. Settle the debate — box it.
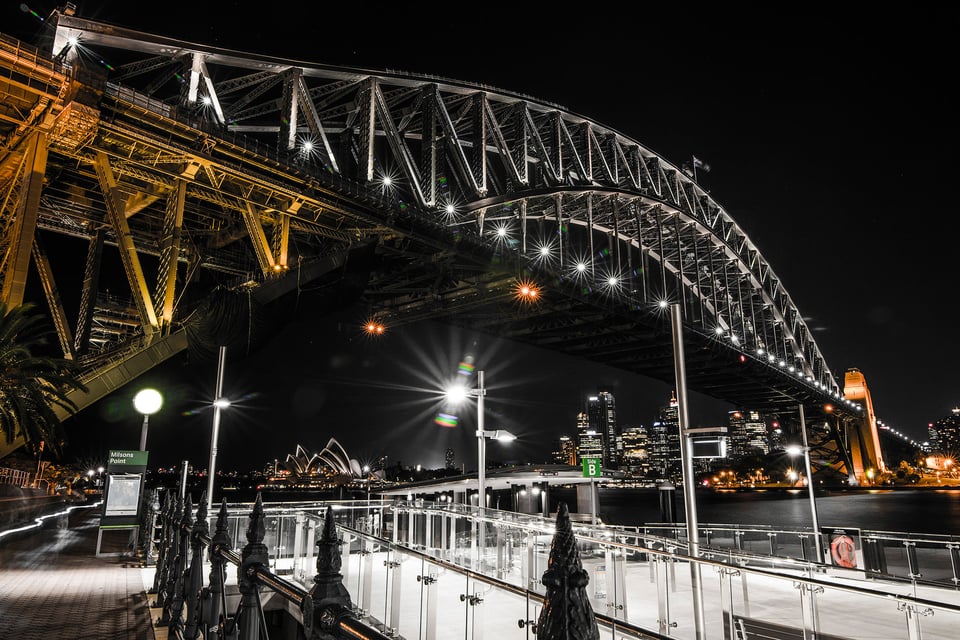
[0,8,883,482]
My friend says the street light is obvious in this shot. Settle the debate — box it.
[787,402,824,563]
[206,346,229,515]
[444,369,517,571]
[476,427,517,511]
[133,388,163,451]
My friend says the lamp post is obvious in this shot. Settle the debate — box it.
[133,388,163,451]
[444,369,517,571]
[206,345,229,515]
[787,403,824,563]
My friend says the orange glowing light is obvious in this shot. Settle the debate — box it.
[513,280,541,303]
[364,320,386,335]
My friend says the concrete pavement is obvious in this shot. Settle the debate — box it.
[0,501,156,640]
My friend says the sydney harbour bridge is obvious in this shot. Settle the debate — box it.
[0,6,885,483]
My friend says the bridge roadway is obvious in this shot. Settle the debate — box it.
[4,499,960,640]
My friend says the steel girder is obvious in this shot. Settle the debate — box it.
[0,15,870,449]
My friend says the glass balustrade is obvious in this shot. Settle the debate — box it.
[190,499,960,640]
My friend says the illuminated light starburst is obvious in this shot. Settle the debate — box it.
[513,280,542,303]
[363,319,386,336]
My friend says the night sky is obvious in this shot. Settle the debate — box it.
[3,3,958,471]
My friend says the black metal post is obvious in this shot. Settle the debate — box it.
[184,494,209,639]
[168,494,194,635]
[536,502,600,640]
[237,493,269,640]
[310,505,353,639]
[203,498,233,639]
[157,495,183,623]
[151,491,173,597]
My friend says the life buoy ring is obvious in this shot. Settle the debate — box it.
[830,534,857,568]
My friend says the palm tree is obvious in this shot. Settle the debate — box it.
[0,302,87,459]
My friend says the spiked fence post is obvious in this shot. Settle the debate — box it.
[237,492,270,640]
[310,505,353,639]
[157,494,184,623]
[536,502,600,640]
[168,494,194,635]
[151,491,174,596]
[184,494,209,639]
[203,498,233,637]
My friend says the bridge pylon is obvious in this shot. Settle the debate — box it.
[841,368,885,484]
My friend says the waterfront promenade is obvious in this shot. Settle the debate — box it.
[0,502,157,640]
[5,496,960,640]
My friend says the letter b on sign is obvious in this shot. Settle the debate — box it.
[582,458,601,478]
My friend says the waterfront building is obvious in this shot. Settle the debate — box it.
[931,408,960,458]
[768,419,786,452]
[444,448,455,470]
[620,425,650,477]
[552,435,577,465]
[586,390,621,468]
[648,392,681,480]
[728,410,770,458]
[576,412,603,464]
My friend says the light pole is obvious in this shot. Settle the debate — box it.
[787,403,824,563]
[476,427,517,510]
[133,388,163,451]
[444,369,517,570]
[206,345,229,515]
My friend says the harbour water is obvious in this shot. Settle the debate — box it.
[582,487,960,536]
[224,484,960,538]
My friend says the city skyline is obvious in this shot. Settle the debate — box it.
[1,4,956,470]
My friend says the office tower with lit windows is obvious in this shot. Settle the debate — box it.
[576,411,603,463]
[552,435,577,465]
[621,425,650,477]
[586,390,621,468]
[444,448,455,470]
[649,391,681,479]
[931,408,960,456]
[727,410,770,458]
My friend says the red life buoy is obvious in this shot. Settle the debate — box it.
[830,534,857,568]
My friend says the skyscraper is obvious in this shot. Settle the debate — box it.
[649,391,681,480]
[444,448,455,470]
[621,425,650,477]
[576,411,603,463]
[586,390,621,468]
[931,408,960,456]
[552,435,577,465]
[727,410,769,458]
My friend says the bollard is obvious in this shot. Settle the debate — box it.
[536,502,600,640]
[658,480,677,523]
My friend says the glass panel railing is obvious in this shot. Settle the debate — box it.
[201,500,960,640]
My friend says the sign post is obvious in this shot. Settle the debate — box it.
[582,457,601,524]
[96,449,149,557]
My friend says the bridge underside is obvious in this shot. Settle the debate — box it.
[0,14,875,479]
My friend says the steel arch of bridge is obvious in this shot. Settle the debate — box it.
[0,9,880,481]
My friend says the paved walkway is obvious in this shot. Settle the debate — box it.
[0,502,157,640]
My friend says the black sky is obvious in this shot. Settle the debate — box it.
[4,3,959,470]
